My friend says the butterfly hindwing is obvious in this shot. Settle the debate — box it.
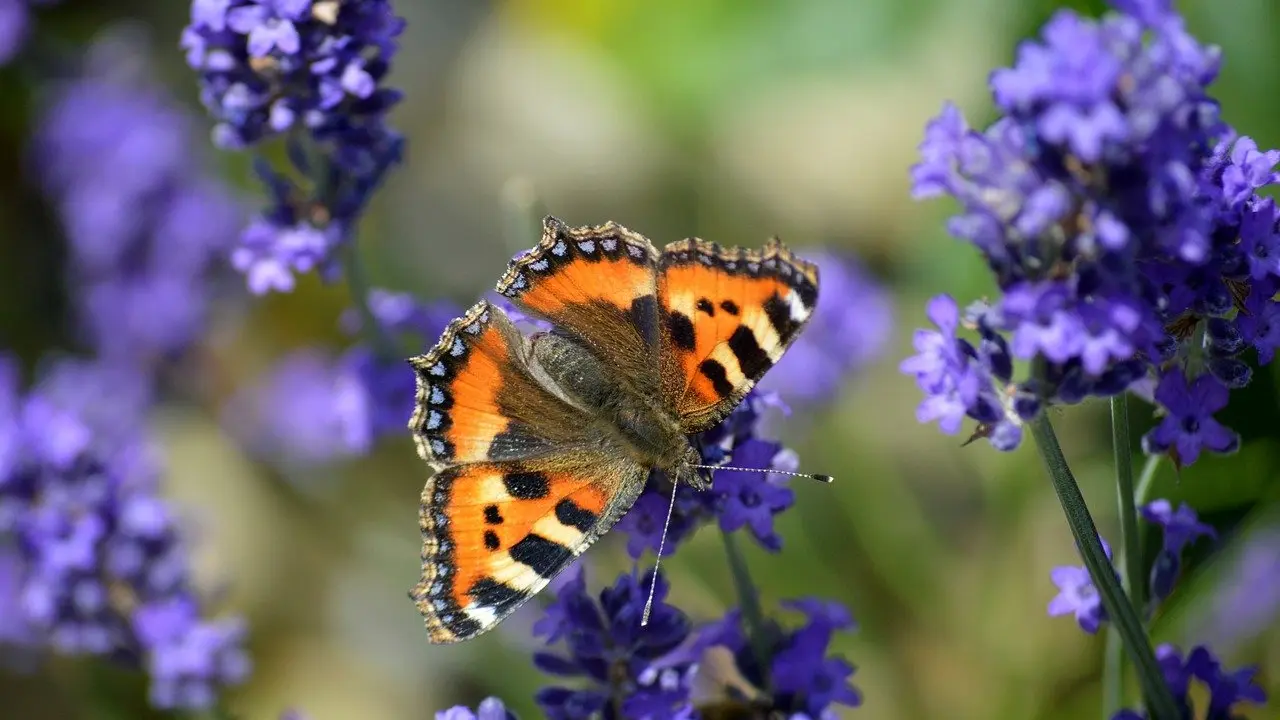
[496,216,663,397]
[658,237,819,432]
[411,454,648,643]
[408,300,594,469]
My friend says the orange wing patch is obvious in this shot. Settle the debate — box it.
[658,238,819,433]
[497,216,664,395]
[408,300,591,469]
[411,457,646,644]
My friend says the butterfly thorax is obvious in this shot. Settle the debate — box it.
[529,330,703,484]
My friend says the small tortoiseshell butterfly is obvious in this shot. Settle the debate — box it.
[407,216,819,643]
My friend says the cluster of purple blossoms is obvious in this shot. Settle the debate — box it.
[902,0,1280,463]
[1112,644,1266,720]
[35,29,242,366]
[0,26,253,711]
[1047,501,1265,718]
[224,289,458,470]
[526,566,860,720]
[0,358,250,710]
[182,0,406,293]
[0,0,58,64]
[532,566,696,719]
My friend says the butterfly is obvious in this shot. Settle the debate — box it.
[407,216,819,643]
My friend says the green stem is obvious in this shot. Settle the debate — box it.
[1103,625,1124,717]
[721,529,773,692]
[1134,453,1162,506]
[1028,414,1180,720]
[1102,394,1146,717]
[340,240,398,360]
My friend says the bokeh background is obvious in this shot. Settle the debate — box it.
[2,0,1278,718]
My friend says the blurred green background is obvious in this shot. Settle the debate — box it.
[1,0,1278,718]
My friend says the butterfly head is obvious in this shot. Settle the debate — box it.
[670,443,714,492]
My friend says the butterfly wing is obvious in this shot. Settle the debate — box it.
[657,237,819,433]
[495,216,663,398]
[408,299,594,469]
[408,298,649,643]
[412,453,647,643]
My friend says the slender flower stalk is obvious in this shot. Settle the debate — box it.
[1029,415,1180,719]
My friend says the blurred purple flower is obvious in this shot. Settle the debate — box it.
[0,545,34,647]
[435,697,516,720]
[225,348,375,467]
[760,251,892,403]
[1199,525,1280,650]
[905,0,1277,462]
[0,0,57,65]
[183,0,406,293]
[1048,537,1113,634]
[34,30,242,365]
[133,596,251,709]
[0,356,249,710]
[226,291,457,468]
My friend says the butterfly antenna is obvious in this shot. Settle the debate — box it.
[688,463,833,483]
[641,474,681,627]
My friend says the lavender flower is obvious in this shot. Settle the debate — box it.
[759,251,892,403]
[693,598,861,717]
[183,0,406,293]
[904,0,1280,463]
[533,565,695,720]
[0,357,250,709]
[1048,537,1113,634]
[435,697,516,720]
[1112,643,1266,720]
[0,0,57,64]
[615,390,797,557]
[35,29,242,365]
[1141,499,1215,600]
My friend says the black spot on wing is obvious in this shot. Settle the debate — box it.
[728,326,772,379]
[719,300,740,315]
[698,359,735,398]
[483,530,501,550]
[667,311,696,351]
[503,471,550,500]
[629,295,661,349]
[695,298,715,316]
[483,505,504,525]
[509,534,573,579]
[763,294,800,339]
[466,578,527,617]
[554,498,598,533]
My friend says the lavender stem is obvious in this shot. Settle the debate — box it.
[1028,414,1179,720]
[720,528,773,693]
